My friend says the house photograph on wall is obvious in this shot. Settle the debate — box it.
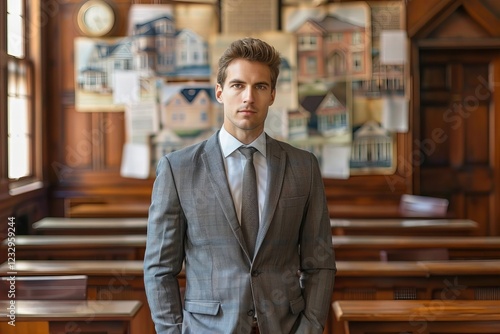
[75,3,215,112]
[282,0,405,175]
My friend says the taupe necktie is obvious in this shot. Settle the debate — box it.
[238,146,259,257]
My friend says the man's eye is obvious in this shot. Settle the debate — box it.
[231,84,242,89]
[256,85,267,90]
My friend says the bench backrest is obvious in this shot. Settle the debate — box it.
[0,275,88,300]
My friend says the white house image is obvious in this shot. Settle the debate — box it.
[78,14,211,95]
[175,29,209,76]
[131,16,209,78]
[350,120,392,169]
[300,89,349,137]
[132,15,176,77]
[79,39,133,93]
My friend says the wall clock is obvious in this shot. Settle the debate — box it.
[77,0,116,37]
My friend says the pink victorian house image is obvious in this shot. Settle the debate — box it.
[294,13,371,83]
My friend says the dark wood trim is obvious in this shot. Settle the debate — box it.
[407,0,456,38]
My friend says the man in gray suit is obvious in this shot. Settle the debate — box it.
[144,37,336,334]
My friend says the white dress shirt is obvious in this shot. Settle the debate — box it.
[219,127,268,225]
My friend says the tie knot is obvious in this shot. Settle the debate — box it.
[239,146,257,160]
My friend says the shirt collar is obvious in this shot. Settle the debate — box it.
[219,126,267,158]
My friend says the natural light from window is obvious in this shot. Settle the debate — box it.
[7,0,24,58]
[7,0,31,180]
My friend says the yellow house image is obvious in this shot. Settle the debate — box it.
[160,84,222,136]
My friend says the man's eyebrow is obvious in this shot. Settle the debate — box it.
[227,79,270,86]
[228,79,245,84]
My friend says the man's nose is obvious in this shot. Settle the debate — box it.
[243,87,255,103]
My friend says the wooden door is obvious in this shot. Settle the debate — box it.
[418,50,500,236]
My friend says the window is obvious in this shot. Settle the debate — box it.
[306,56,317,75]
[352,52,363,72]
[328,32,343,43]
[298,35,318,51]
[1,0,41,193]
[352,32,362,45]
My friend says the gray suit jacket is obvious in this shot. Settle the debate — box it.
[144,132,336,334]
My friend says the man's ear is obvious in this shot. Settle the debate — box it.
[215,84,223,103]
[269,89,276,106]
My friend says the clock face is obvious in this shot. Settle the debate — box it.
[77,0,115,37]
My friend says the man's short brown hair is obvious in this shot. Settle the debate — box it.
[216,37,281,90]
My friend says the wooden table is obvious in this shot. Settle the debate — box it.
[0,300,142,334]
[32,217,148,235]
[331,218,478,236]
[333,300,500,334]
[1,235,146,260]
[332,235,500,260]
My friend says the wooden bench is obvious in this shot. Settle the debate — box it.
[0,260,183,334]
[3,260,500,334]
[0,300,142,334]
[332,235,500,260]
[1,235,146,260]
[333,300,500,334]
[68,202,150,218]
[328,259,500,334]
[32,217,147,235]
[331,218,478,236]
[335,260,500,299]
[0,275,88,300]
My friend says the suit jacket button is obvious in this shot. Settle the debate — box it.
[251,270,260,277]
[247,310,255,317]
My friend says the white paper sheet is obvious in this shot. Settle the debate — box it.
[120,142,150,179]
[381,95,408,133]
[125,102,159,144]
[113,71,140,104]
[321,144,351,179]
[380,30,407,65]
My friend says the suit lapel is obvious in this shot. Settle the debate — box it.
[255,135,286,255]
[201,132,250,255]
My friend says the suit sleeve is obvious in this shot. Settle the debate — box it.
[144,156,186,334]
[296,152,337,333]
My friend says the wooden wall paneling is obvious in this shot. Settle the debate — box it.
[406,0,454,37]
[409,0,500,235]
[466,195,490,236]
[47,4,64,187]
[408,0,460,38]
[65,106,93,169]
[92,113,104,170]
[419,50,496,235]
[462,1,500,36]
[429,6,491,39]
[61,3,78,91]
[490,56,500,236]
[104,112,126,168]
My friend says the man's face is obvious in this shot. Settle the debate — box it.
[216,58,275,142]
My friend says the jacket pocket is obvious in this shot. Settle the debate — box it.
[289,296,305,315]
[279,196,306,208]
[184,300,221,316]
